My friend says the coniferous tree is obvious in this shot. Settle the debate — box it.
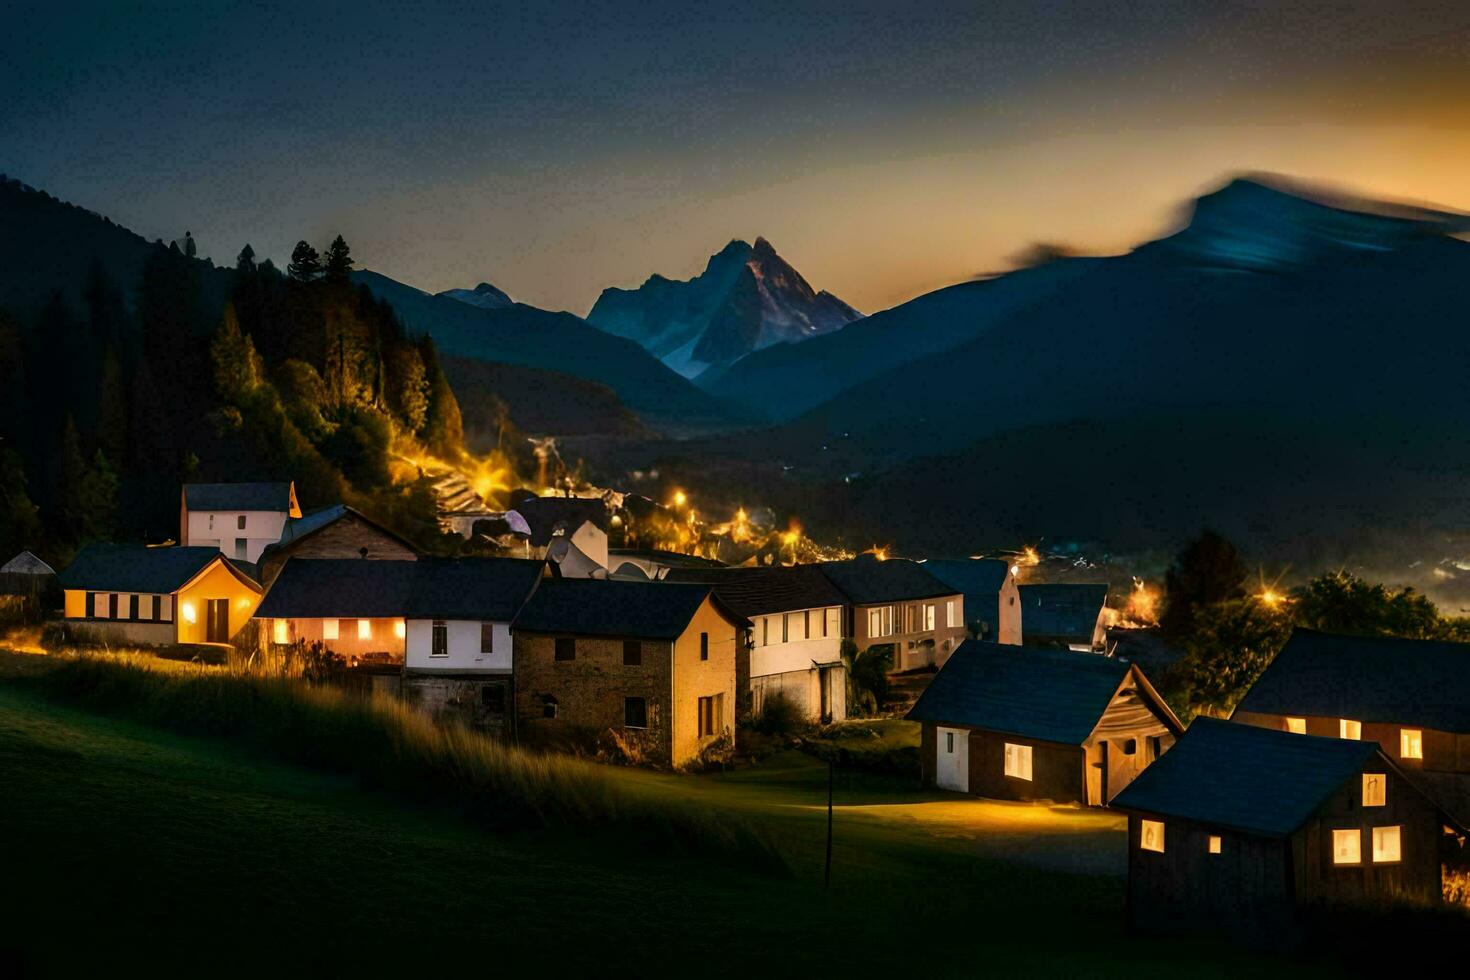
[323,235,353,282]
[418,336,464,456]
[236,244,256,274]
[210,304,264,402]
[287,241,322,282]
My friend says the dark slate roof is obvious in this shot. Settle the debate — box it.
[663,565,847,617]
[256,557,543,621]
[1111,718,1384,838]
[184,482,294,512]
[1,550,55,576]
[906,640,1131,744]
[1235,627,1470,733]
[608,548,726,569]
[507,496,609,546]
[1107,628,1189,676]
[818,556,957,605]
[514,579,746,639]
[274,504,419,552]
[1018,583,1109,641]
[920,558,1012,597]
[60,544,259,594]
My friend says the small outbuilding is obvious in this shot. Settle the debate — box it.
[1112,718,1463,942]
[0,550,59,619]
[908,640,1181,804]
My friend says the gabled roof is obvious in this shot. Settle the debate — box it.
[183,482,297,513]
[1235,628,1470,733]
[1018,583,1109,641]
[920,558,1012,597]
[256,557,544,621]
[273,504,421,553]
[1,550,55,576]
[818,556,957,605]
[662,565,847,617]
[514,579,747,640]
[906,640,1160,745]
[60,544,260,595]
[506,496,609,547]
[1111,718,1386,838]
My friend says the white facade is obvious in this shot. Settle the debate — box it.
[405,618,513,673]
[749,604,847,722]
[935,726,970,792]
[185,509,290,563]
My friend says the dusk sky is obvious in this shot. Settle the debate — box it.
[6,1,1470,314]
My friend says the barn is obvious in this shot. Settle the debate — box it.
[907,640,1181,805]
[1112,718,1462,942]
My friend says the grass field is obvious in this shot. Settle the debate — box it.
[0,654,1346,978]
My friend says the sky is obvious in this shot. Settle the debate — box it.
[5,1,1470,315]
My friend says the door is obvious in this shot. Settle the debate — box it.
[205,598,229,643]
[935,727,969,792]
[818,667,831,723]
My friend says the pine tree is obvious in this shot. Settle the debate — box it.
[418,337,464,456]
[210,304,264,402]
[386,343,429,432]
[323,235,353,281]
[288,241,322,282]
[236,244,256,274]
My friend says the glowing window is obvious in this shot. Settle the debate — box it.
[1332,829,1361,865]
[1400,729,1423,760]
[138,595,154,620]
[946,599,959,628]
[1285,717,1307,734]
[923,604,936,631]
[1362,773,1386,807]
[182,602,197,625]
[272,619,288,644]
[357,619,371,640]
[1207,835,1222,854]
[1372,826,1401,863]
[322,619,339,640]
[1003,742,1033,781]
[1339,719,1361,740]
[394,619,406,639]
[1140,819,1164,853]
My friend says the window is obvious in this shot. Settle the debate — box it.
[394,620,406,639]
[785,611,807,642]
[825,608,840,638]
[1147,735,1163,759]
[322,618,339,640]
[237,515,247,530]
[867,608,882,637]
[760,616,768,647]
[624,697,648,729]
[1285,717,1307,734]
[431,620,448,657]
[1121,738,1137,756]
[923,603,936,631]
[481,685,505,712]
[113,593,124,618]
[946,599,959,628]
[1332,829,1362,865]
[1362,773,1386,807]
[1140,819,1164,853]
[542,696,559,719]
[700,632,709,661]
[945,731,955,753]
[1400,728,1423,760]
[234,538,247,559]
[357,619,372,640]
[1208,835,1222,855]
[272,619,289,644]
[623,640,642,666]
[480,623,495,655]
[554,637,576,661]
[1340,719,1361,740]
[1003,742,1033,781]
[697,694,722,737]
[138,595,155,621]
[159,596,173,622]
[1372,826,1401,863]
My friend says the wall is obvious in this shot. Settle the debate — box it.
[920,724,1085,803]
[1085,675,1178,802]
[257,519,418,584]
[749,606,844,677]
[64,589,175,643]
[268,616,406,664]
[669,598,740,766]
[64,619,176,647]
[405,619,512,672]
[403,674,513,737]
[849,595,967,672]
[1233,710,1470,775]
[997,574,1022,645]
[175,562,261,643]
[750,664,846,723]
[184,509,289,563]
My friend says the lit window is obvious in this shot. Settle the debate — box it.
[138,595,154,620]
[357,619,371,640]
[867,608,882,637]
[1400,729,1423,760]
[1003,742,1033,781]
[1285,717,1307,734]
[1332,829,1361,865]
[1339,719,1361,740]
[1208,835,1222,854]
[322,619,339,640]
[946,599,959,628]
[272,619,288,644]
[923,604,936,631]
[1372,826,1401,863]
[394,619,406,639]
[1362,773,1386,807]
[1140,819,1164,853]
[182,602,197,625]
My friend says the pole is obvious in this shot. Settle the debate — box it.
[824,755,834,890]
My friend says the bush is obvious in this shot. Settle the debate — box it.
[752,691,805,737]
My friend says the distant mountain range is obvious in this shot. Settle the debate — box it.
[439,281,513,310]
[586,237,861,381]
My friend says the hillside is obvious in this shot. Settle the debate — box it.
[587,237,861,381]
[443,355,650,447]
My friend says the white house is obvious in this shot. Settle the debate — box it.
[181,482,302,563]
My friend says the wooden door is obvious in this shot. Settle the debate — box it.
[205,598,229,643]
[935,727,969,792]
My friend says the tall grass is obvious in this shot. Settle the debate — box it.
[18,655,787,875]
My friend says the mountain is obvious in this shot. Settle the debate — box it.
[439,281,513,310]
[353,270,742,431]
[586,237,861,380]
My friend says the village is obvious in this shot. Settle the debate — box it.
[2,476,1467,957]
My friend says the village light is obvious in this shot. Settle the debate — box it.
[672,490,687,508]
[181,601,197,624]
[394,619,406,639]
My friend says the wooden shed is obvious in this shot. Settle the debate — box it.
[907,641,1182,805]
[1112,718,1462,943]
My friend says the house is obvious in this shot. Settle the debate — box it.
[253,558,415,668]
[1233,627,1470,825]
[256,504,421,584]
[60,544,262,646]
[1017,583,1109,651]
[1,551,59,618]
[919,558,1022,644]
[1112,718,1461,941]
[665,564,848,723]
[907,640,1182,805]
[512,578,746,766]
[181,482,302,563]
[819,556,966,672]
